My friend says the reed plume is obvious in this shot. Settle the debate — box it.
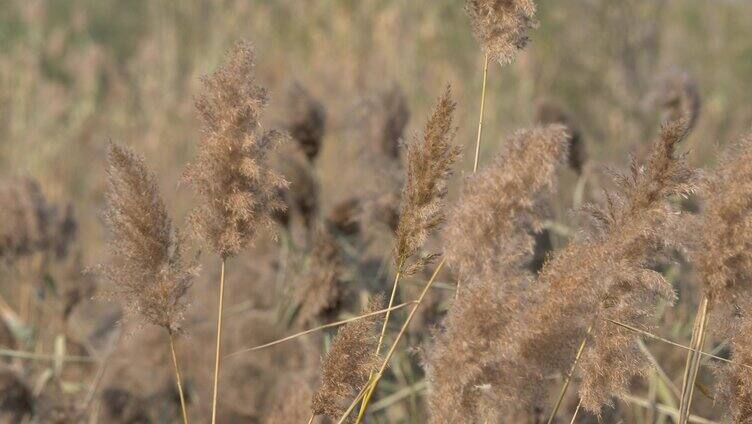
[425,125,569,423]
[99,142,193,424]
[312,296,383,422]
[100,143,193,332]
[692,133,752,422]
[516,119,698,414]
[183,40,288,259]
[182,40,287,424]
[465,0,538,65]
[393,85,462,274]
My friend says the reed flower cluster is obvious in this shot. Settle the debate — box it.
[517,120,698,413]
[465,0,538,65]
[692,133,752,421]
[312,296,383,421]
[183,40,288,259]
[426,125,569,422]
[393,86,462,274]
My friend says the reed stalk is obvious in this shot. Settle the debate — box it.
[211,259,226,424]
[168,330,190,424]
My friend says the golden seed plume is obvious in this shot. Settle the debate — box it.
[516,119,698,413]
[692,134,752,422]
[393,86,462,274]
[426,125,569,422]
[443,125,569,281]
[311,296,383,422]
[183,41,288,259]
[465,0,538,65]
[99,143,194,332]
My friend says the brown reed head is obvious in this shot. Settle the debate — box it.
[283,82,326,162]
[426,125,569,422]
[99,143,194,332]
[443,125,569,282]
[394,86,461,274]
[692,133,752,421]
[465,0,538,65]
[514,119,699,413]
[311,295,383,421]
[183,40,288,259]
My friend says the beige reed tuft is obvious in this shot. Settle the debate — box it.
[312,296,383,422]
[183,40,287,424]
[514,119,699,414]
[425,125,569,423]
[100,143,194,333]
[99,143,194,424]
[465,0,538,65]
[692,133,752,422]
[183,40,288,260]
[393,85,462,275]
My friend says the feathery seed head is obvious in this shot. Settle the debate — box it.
[465,0,538,65]
[692,134,752,421]
[311,295,383,421]
[100,143,194,332]
[184,40,288,258]
[443,125,569,282]
[516,118,698,413]
[394,86,462,274]
[426,125,568,421]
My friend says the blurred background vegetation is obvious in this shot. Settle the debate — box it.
[3,0,752,256]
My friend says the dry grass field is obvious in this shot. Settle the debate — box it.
[2,0,752,422]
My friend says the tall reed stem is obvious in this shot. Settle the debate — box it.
[211,259,226,424]
[473,52,489,173]
[356,267,403,422]
[168,330,190,424]
[678,296,709,424]
[547,324,593,424]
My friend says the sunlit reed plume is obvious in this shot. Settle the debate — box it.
[100,143,193,332]
[692,133,752,422]
[183,40,288,259]
[394,85,462,274]
[426,125,569,423]
[517,119,698,414]
[312,296,383,422]
[465,0,538,65]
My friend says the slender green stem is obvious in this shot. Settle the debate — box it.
[168,330,190,424]
[211,259,226,424]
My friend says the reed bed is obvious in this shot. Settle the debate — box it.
[2,0,752,423]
